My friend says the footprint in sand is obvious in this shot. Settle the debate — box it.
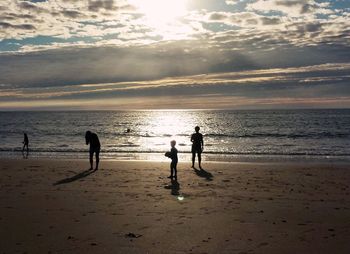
[258,242,269,247]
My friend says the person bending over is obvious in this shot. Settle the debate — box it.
[85,131,101,170]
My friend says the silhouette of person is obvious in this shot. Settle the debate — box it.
[85,131,101,170]
[165,140,178,180]
[191,126,204,169]
[22,132,29,158]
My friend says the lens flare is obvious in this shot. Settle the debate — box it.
[177,195,184,201]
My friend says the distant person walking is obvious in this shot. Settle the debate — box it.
[191,126,204,169]
[165,140,178,180]
[22,132,29,158]
[85,131,101,170]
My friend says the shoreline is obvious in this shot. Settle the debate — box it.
[1,157,350,166]
[1,151,350,164]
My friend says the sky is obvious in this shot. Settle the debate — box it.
[0,0,349,110]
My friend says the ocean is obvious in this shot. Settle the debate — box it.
[1,109,350,162]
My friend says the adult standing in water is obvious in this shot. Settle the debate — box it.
[22,132,29,158]
[191,126,204,169]
[85,131,101,170]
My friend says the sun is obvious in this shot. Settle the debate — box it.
[131,0,187,23]
[129,0,190,39]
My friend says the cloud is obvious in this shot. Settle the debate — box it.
[1,36,349,88]
[61,10,82,18]
[225,0,240,5]
[0,0,141,41]
[0,0,348,53]
[198,7,349,49]
[3,95,350,110]
[20,1,41,10]
[0,0,349,109]
[207,11,282,27]
[246,0,334,17]
[1,61,349,109]
[88,0,116,12]
[0,21,35,30]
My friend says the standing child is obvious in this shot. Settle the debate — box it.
[165,140,178,180]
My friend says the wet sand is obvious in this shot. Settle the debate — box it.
[1,158,350,253]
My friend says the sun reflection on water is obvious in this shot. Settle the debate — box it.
[140,111,200,152]
[101,110,208,160]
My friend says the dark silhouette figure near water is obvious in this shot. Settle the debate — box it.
[22,132,29,158]
[165,140,178,180]
[191,126,203,169]
[85,131,100,170]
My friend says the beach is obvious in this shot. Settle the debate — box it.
[1,158,350,253]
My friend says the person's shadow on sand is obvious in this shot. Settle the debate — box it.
[164,179,180,196]
[193,167,213,181]
[53,169,97,185]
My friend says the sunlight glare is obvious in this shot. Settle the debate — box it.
[131,0,187,23]
[141,111,196,155]
[129,0,190,39]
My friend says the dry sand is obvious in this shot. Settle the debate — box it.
[1,158,350,254]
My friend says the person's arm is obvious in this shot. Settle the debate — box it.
[190,134,194,143]
[85,135,90,145]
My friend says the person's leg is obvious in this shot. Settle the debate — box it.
[198,152,202,169]
[168,162,173,178]
[191,152,195,167]
[22,144,28,158]
[174,163,177,180]
[89,152,93,170]
[95,150,100,170]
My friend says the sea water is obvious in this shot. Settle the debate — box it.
[0,109,349,162]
